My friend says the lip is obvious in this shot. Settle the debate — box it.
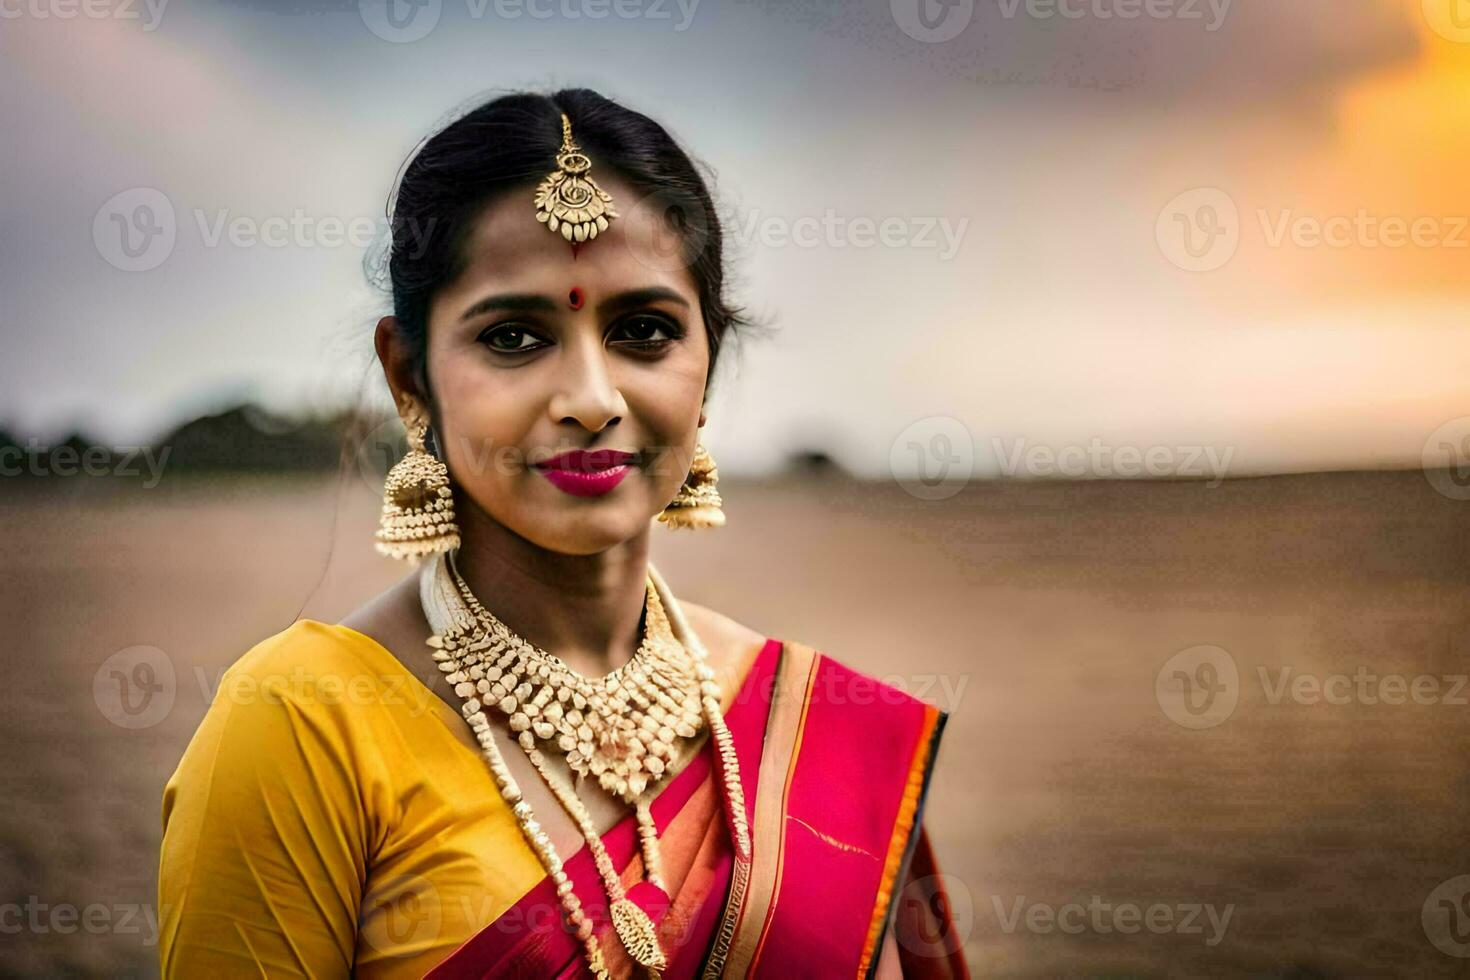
[535,449,639,472]
[534,449,639,498]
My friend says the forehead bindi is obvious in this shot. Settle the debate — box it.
[447,177,697,307]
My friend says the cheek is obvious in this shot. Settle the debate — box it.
[426,347,527,482]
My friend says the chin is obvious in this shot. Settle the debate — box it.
[521,508,649,555]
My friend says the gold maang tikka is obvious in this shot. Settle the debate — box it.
[534,112,619,243]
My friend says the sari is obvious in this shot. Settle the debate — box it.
[424,636,967,979]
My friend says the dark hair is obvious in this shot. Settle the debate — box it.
[375,87,759,417]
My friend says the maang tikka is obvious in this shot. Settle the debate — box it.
[655,440,725,530]
[374,406,461,561]
[534,112,618,243]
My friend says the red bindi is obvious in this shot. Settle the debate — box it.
[568,286,585,310]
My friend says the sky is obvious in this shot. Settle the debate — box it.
[1,0,1467,478]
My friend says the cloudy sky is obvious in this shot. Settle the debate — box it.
[2,0,1467,477]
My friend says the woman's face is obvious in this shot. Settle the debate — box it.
[411,173,710,556]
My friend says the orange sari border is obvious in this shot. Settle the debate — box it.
[711,642,953,978]
[857,701,944,976]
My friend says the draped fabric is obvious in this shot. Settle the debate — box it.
[159,621,966,978]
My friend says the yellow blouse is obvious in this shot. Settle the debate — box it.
[158,619,555,978]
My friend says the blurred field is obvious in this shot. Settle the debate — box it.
[1,468,1467,977]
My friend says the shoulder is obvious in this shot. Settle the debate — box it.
[677,598,770,674]
[163,622,376,826]
[218,618,391,704]
[192,615,438,755]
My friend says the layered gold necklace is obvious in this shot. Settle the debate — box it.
[419,550,749,979]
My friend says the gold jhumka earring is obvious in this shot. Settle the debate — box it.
[655,440,725,530]
[374,407,461,561]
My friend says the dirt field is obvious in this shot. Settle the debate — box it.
[2,469,1466,977]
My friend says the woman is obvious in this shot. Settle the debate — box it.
[158,88,966,978]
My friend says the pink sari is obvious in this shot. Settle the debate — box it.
[426,638,966,979]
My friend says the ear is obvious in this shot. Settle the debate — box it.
[374,315,422,414]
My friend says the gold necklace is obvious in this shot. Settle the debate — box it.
[420,551,749,979]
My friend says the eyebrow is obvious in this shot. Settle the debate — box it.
[459,286,690,322]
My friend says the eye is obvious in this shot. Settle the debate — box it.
[610,314,683,349]
[478,324,547,354]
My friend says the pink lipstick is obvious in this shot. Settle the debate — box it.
[534,449,638,498]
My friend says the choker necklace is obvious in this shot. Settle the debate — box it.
[418,550,750,979]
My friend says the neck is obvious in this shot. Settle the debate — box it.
[449,503,653,679]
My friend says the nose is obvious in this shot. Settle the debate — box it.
[546,333,627,433]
